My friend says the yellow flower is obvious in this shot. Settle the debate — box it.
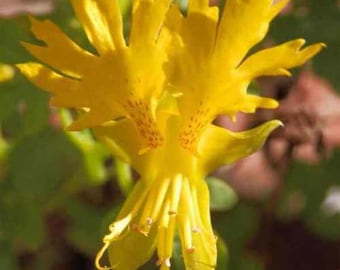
[0,63,14,82]
[17,0,324,269]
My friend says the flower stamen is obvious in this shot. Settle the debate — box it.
[192,227,202,233]
[157,197,175,270]
[138,177,170,235]
[169,174,182,215]
[156,258,171,269]
[180,205,195,253]
[182,178,198,229]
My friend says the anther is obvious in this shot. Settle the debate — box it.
[168,210,177,215]
[187,247,195,253]
[192,227,202,233]
[156,258,171,268]
[131,223,139,231]
[146,217,153,226]
[137,226,149,237]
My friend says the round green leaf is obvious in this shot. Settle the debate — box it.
[206,177,238,211]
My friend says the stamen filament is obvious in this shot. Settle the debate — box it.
[178,178,197,253]
[189,181,204,232]
[157,198,172,269]
[151,177,171,221]
[165,216,176,256]
[115,181,149,220]
[182,177,198,229]
[183,216,195,253]
[138,177,170,234]
[157,175,182,269]
[169,174,182,215]
[138,183,158,230]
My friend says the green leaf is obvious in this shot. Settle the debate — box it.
[0,197,44,250]
[66,200,105,255]
[237,255,265,270]
[0,75,49,138]
[276,152,340,221]
[100,205,121,237]
[0,18,32,64]
[306,210,340,240]
[7,128,82,202]
[114,159,133,196]
[0,240,18,270]
[206,177,238,211]
[215,204,258,243]
[58,109,107,186]
[269,0,340,88]
[0,133,9,162]
[304,186,340,240]
[216,237,228,270]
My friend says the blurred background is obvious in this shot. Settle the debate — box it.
[0,0,339,269]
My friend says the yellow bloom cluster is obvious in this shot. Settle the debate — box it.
[17,0,324,269]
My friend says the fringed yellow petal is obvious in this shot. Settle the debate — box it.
[95,0,126,49]
[198,120,283,173]
[130,0,171,45]
[16,62,85,108]
[26,17,96,78]
[67,108,122,131]
[93,119,141,165]
[187,0,219,20]
[17,62,127,130]
[187,0,208,12]
[238,95,279,114]
[270,0,290,20]
[217,91,279,120]
[20,1,171,140]
[93,119,153,173]
[238,39,326,78]
[70,0,118,54]
[215,0,280,69]
[176,12,217,59]
[165,4,182,31]
[165,3,218,83]
[164,4,219,125]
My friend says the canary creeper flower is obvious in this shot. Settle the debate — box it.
[17,0,324,269]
